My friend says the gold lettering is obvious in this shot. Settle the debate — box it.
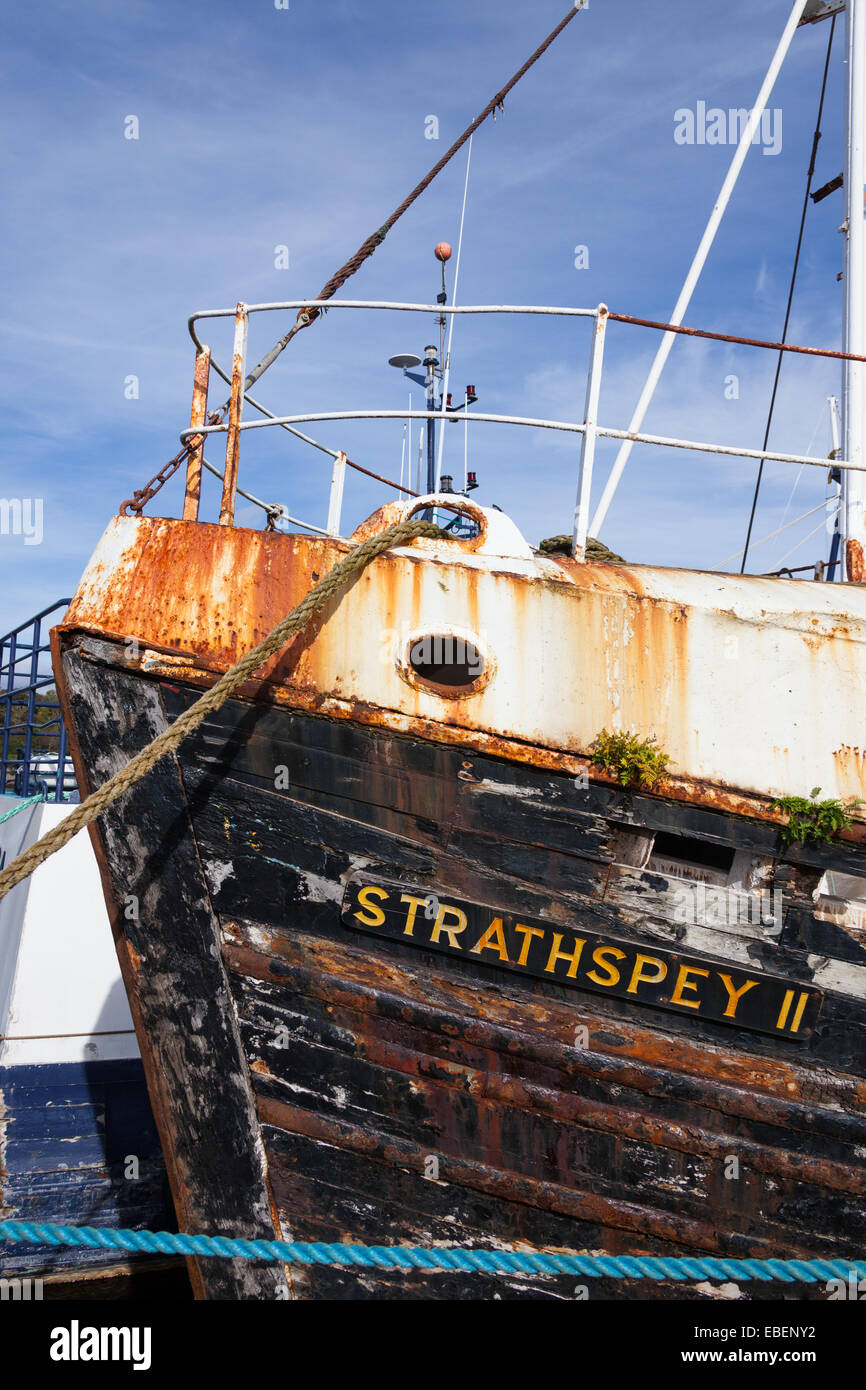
[670,963,709,1010]
[430,902,468,949]
[400,894,428,937]
[470,917,510,962]
[718,972,758,1019]
[586,945,626,988]
[544,933,586,979]
[627,953,668,994]
[513,923,544,966]
[789,990,809,1033]
[776,988,794,1030]
[354,884,388,927]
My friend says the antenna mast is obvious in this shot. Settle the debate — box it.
[842,0,866,579]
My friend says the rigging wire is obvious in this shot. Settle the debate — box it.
[777,401,826,531]
[739,12,837,573]
[774,507,839,567]
[121,5,585,519]
[231,8,586,406]
[713,496,834,569]
[399,423,407,494]
[197,456,329,536]
[436,137,473,488]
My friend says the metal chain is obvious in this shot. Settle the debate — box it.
[120,408,226,516]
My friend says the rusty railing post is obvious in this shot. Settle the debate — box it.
[220,303,248,526]
[183,345,211,521]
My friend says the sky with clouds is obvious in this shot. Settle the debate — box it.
[0,0,853,636]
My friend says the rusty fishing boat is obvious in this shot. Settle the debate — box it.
[42,0,866,1298]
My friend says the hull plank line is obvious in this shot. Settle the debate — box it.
[56,648,289,1301]
[53,634,866,1299]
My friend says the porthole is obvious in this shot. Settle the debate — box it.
[399,629,492,698]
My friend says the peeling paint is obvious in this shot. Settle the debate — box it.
[57,511,866,823]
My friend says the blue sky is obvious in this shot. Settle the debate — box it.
[0,0,852,636]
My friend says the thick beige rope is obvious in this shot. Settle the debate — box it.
[0,519,443,902]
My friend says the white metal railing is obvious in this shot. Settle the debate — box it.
[182,299,865,560]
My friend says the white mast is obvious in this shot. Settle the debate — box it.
[842,0,866,580]
[589,0,809,541]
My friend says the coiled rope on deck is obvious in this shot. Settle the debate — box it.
[0,520,444,903]
[0,1220,863,1283]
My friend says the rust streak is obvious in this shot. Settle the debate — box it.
[56,513,866,826]
[846,539,865,584]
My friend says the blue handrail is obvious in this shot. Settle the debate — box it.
[0,600,75,804]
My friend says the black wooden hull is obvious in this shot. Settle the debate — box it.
[55,635,866,1300]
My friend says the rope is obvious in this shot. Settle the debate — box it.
[0,520,443,904]
[279,6,584,341]
[343,455,418,497]
[119,7,584,517]
[537,534,624,562]
[1,1219,862,1282]
[0,794,42,825]
[740,12,836,573]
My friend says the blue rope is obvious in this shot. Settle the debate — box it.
[0,794,42,825]
[1,1220,863,1282]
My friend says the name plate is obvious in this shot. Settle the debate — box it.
[341,879,822,1040]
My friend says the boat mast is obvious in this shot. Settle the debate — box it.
[588,0,810,542]
[842,0,866,579]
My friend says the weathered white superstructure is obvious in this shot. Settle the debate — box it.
[65,501,866,818]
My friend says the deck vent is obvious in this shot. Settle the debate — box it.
[405,633,487,695]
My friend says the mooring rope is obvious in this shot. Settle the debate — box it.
[0,520,444,903]
[0,1219,862,1283]
[285,5,584,338]
[0,794,42,826]
[121,6,585,516]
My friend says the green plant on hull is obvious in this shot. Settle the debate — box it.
[771,787,862,848]
[590,728,672,791]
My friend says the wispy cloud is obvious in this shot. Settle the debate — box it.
[0,0,851,631]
